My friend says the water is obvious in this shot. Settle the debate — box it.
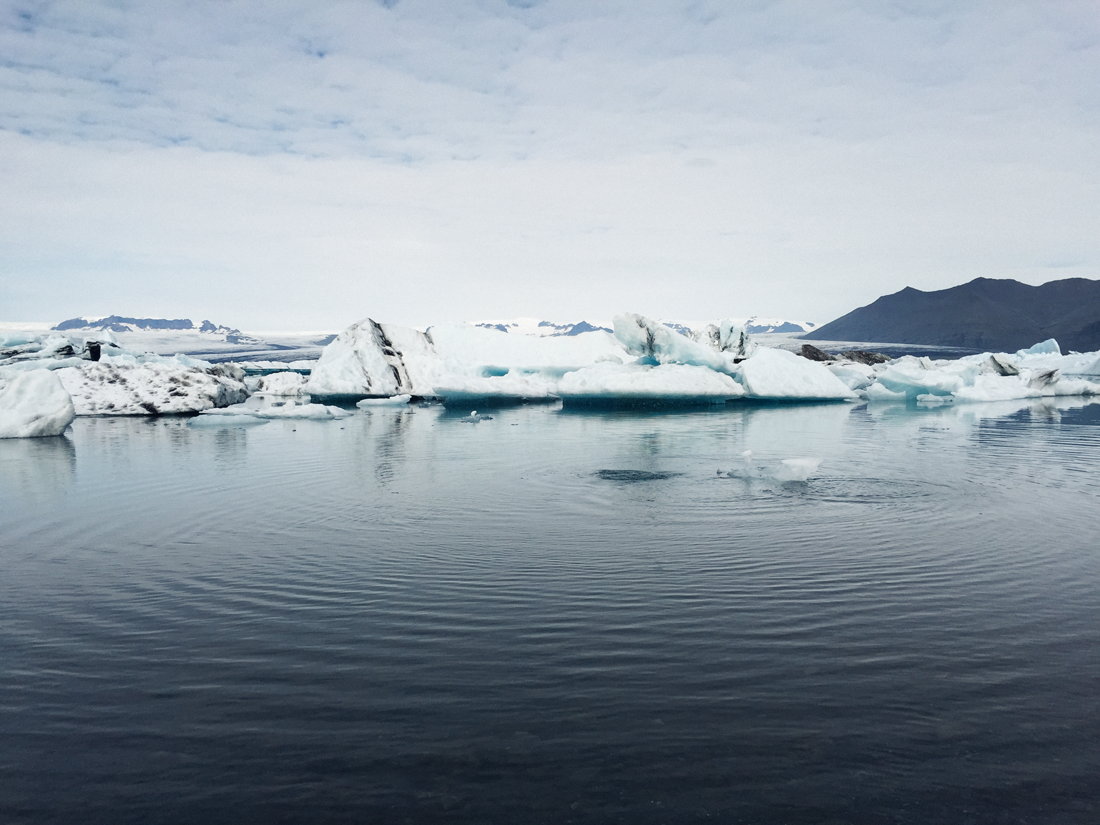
[2,399,1100,824]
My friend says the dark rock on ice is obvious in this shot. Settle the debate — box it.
[799,344,834,362]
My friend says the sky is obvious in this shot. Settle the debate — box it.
[1,0,1098,331]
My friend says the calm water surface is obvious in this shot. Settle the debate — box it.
[2,399,1100,824]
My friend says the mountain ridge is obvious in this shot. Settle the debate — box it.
[804,277,1100,352]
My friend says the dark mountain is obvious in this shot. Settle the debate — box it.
[804,277,1100,352]
[746,321,806,334]
[55,315,195,332]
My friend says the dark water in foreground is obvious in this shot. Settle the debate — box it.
[2,399,1100,824]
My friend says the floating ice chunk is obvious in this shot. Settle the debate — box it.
[54,362,248,415]
[0,369,76,438]
[979,354,1020,376]
[200,400,350,420]
[433,372,558,405]
[725,450,822,482]
[357,394,412,407]
[613,314,733,372]
[734,348,856,400]
[693,321,757,361]
[775,458,822,482]
[256,371,307,396]
[427,324,624,373]
[558,362,744,405]
[1017,339,1061,357]
[865,383,908,402]
[306,318,626,399]
[874,357,965,399]
[1027,369,1059,390]
[305,318,424,397]
[827,361,877,391]
[1074,355,1100,377]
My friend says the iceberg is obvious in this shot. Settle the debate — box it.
[430,373,560,405]
[612,313,733,373]
[861,341,1100,404]
[558,362,744,406]
[0,369,76,438]
[305,316,630,402]
[734,348,856,401]
[357,394,412,407]
[255,371,307,396]
[55,362,248,415]
[300,314,1100,411]
[692,320,757,361]
[304,318,422,398]
[724,451,823,482]
[198,399,350,420]
[1,330,252,416]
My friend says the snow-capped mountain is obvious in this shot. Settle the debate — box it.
[470,318,613,337]
[53,316,260,344]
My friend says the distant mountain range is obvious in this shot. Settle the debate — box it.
[805,277,1100,353]
[472,317,816,337]
[473,319,613,337]
[53,315,259,344]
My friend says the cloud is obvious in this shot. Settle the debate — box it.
[1,1,1098,328]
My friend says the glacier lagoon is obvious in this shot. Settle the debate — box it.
[2,398,1100,823]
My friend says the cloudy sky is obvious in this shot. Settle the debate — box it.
[2,1,1097,330]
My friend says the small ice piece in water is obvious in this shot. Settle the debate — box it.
[774,458,822,482]
[917,393,953,407]
[199,400,350,420]
[357,394,412,407]
[726,450,820,483]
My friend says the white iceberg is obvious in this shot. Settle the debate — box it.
[724,450,823,482]
[255,371,307,396]
[558,362,744,405]
[303,318,420,397]
[735,348,856,400]
[862,342,1100,404]
[0,369,76,438]
[198,399,350,420]
[305,316,630,402]
[612,313,734,373]
[429,373,559,404]
[55,362,249,415]
[357,394,412,407]
[302,315,1100,410]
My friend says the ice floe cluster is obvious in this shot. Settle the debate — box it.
[825,340,1100,404]
[1,329,249,432]
[303,313,1100,407]
[5,310,1100,438]
[304,313,855,405]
